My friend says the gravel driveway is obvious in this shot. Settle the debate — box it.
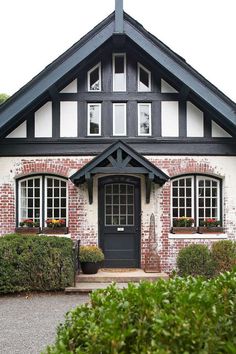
[0,293,89,354]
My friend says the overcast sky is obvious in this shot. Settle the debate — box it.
[0,0,235,102]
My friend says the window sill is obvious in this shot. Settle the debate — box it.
[168,233,227,239]
[39,233,71,238]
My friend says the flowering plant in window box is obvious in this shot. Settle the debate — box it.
[198,219,223,233]
[42,219,68,234]
[171,217,197,234]
[16,219,40,234]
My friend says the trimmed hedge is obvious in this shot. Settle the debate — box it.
[177,244,215,278]
[45,270,236,354]
[0,234,74,293]
[212,240,236,274]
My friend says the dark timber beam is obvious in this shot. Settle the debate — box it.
[115,0,124,33]
[85,173,93,204]
[146,173,154,204]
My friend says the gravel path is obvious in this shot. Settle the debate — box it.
[0,293,89,354]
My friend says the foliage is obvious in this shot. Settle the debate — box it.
[19,219,39,227]
[212,240,236,274]
[177,244,215,277]
[0,93,9,105]
[200,218,221,227]
[79,245,104,263]
[173,216,194,227]
[46,219,66,228]
[0,234,74,293]
[45,270,236,354]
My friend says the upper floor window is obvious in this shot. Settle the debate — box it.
[138,103,152,136]
[138,63,151,91]
[113,53,126,91]
[88,103,101,136]
[88,63,101,91]
[113,103,126,136]
[18,175,67,227]
[171,175,221,226]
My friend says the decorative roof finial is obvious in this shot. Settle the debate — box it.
[115,0,124,33]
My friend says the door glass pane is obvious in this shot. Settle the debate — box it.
[105,184,134,226]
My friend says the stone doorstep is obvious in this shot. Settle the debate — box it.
[65,270,169,293]
[76,269,168,283]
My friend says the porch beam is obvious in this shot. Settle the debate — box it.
[91,167,148,174]
[146,173,154,204]
[85,173,93,204]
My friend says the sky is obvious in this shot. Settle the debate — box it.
[0,0,235,102]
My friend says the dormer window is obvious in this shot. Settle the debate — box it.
[88,63,101,91]
[113,53,126,91]
[138,63,151,91]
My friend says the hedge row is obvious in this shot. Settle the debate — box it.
[45,270,236,353]
[0,234,74,293]
[177,240,236,277]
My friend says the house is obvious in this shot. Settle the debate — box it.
[0,0,235,273]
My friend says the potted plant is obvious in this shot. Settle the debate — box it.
[15,219,40,234]
[42,219,68,234]
[79,245,104,274]
[171,217,197,234]
[198,218,224,233]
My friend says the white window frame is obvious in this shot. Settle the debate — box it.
[196,176,220,226]
[138,103,152,136]
[113,103,127,136]
[171,175,221,227]
[18,176,43,228]
[137,63,151,92]
[87,103,101,136]
[112,53,126,92]
[87,62,101,91]
[44,176,68,227]
[171,176,194,226]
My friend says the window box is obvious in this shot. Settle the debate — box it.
[15,227,40,234]
[198,227,224,234]
[41,227,68,235]
[171,227,198,234]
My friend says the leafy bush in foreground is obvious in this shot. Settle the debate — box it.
[0,234,74,293]
[45,270,236,354]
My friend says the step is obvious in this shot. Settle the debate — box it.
[76,269,168,283]
[65,282,135,294]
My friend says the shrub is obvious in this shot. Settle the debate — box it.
[79,245,104,263]
[212,240,236,274]
[177,244,215,277]
[45,270,236,354]
[0,234,74,293]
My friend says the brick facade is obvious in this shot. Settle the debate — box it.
[0,155,235,273]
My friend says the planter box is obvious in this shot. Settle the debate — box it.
[198,227,224,234]
[42,227,68,234]
[171,227,197,234]
[15,227,40,234]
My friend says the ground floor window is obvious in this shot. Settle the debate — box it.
[171,175,221,226]
[17,175,67,227]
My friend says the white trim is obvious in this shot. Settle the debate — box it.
[112,53,126,91]
[196,176,220,226]
[137,63,151,92]
[138,103,152,136]
[168,233,227,239]
[87,103,101,136]
[113,103,127,136]
[87,62,101,91]
[171,176,194,226]
[44,176,68,227]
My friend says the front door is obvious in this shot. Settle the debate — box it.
[98,176,141,268]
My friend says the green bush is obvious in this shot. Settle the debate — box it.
[79,245,104,263]
[0,234,74,293]
[212,240,236,274]
[177,244,215,277]
[45,270,236,354]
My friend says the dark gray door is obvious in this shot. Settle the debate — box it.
[98,176,141,268]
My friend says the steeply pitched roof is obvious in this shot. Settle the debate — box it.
[0,11,235,137]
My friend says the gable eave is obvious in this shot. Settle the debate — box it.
[123,13,236,129]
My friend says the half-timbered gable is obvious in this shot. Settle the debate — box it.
[0,1,236,272]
